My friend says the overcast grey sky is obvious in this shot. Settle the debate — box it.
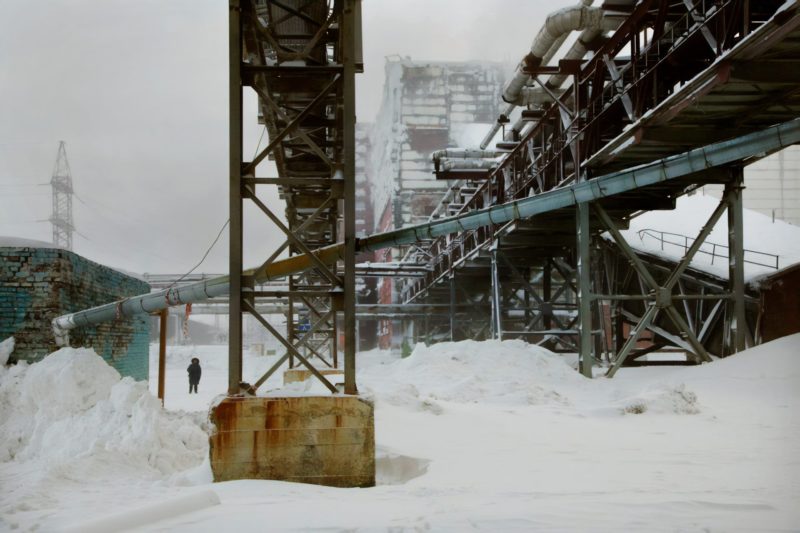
[0,0,571,275]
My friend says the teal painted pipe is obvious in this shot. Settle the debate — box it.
[52,117,800,343]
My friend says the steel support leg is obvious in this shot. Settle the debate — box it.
[576,201,593,377]
[543,259,552,332]
[228,0,243,395]
[342,0,358,394]
[491,247,502,340]
[449,275,456,342]
[727,168,747,353]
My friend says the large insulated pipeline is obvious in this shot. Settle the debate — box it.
[502,3,612,104]
[480,0,623,149]
[498,20,620,145]
[51,118,800,343]
[478,6,578,150]
[431,149,503,172]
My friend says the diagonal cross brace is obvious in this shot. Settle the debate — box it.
[595,202,719,368]
[256,83,335,168]
[245,184,342,286]
[247,75,339,173]
[246,301,337,393]
[253,195,335,280]
[606,304,660,377]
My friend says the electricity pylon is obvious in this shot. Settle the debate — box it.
[50,141,74,250]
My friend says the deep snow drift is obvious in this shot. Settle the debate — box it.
[0,347,208,529]
[1,335,798,531]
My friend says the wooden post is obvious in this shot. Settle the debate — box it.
[158,309,167,406]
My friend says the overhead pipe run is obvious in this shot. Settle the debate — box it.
[480,0,624,149]
[503,4,615,105]
[51,118,800,343]
[431,148,502,172]
[479,3,580,150]
[360,118,800,250]
[431,149,502,161]
[437,158,499,172]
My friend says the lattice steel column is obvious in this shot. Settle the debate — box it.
[226,0,361,396]
[228,0,243,394]
[449,274,456,342]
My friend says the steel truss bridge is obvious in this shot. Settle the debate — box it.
[53,1,800,392]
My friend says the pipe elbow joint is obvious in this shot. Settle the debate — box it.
[52,319,69,347]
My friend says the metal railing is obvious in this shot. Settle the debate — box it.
[637,228,780,270]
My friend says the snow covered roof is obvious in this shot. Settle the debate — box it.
[0,235,145,281]
[617,194,800,283]
[0,236,62,249]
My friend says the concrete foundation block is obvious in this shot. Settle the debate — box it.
[209,395,375,488]
[283,368,344,385]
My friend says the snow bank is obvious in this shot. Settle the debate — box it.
[0,347,207,473]
[361,339,587,408]
[684,332,800,381]
[617,383,700,415]
[0,337,13,366]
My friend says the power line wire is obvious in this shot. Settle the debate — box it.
[167,218,230,289]
[253,125,267,159]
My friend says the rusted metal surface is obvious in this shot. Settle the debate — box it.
[209,395,375,487]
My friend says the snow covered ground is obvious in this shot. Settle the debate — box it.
[1,335,798,532]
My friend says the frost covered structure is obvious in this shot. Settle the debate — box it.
[367,58,506,235]
[362,58,506,348]
[0,239,150,379]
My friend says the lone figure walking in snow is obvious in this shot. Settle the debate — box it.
[187,357,202,394]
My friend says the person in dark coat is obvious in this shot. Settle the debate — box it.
[187,357,202,393]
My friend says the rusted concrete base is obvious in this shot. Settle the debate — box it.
[209,395,375,488]
[283,368,344,385]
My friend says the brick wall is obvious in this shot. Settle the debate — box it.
[0,246,151,380]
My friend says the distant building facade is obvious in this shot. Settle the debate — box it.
[358,57,506,348]
[703,146,800,225]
